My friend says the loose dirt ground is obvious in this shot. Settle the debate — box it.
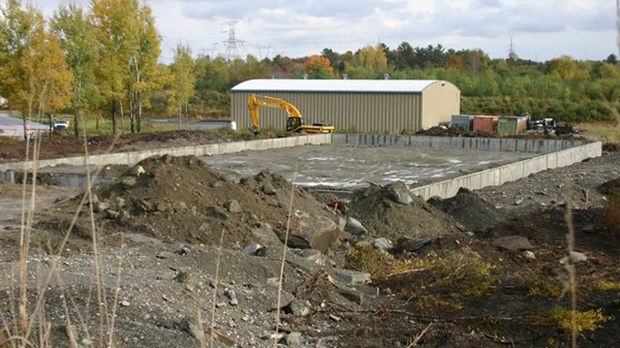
[1,130,619,348]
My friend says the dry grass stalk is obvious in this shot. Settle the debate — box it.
[274,174,297,347]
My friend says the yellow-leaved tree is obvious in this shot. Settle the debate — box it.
[0,0,72,138]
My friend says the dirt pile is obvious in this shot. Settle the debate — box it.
[347,181,462,240]
[54,154,337,250]
[428,187,506,232]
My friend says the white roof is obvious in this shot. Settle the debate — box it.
[231,79,442,93]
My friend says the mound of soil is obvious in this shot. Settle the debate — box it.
[428,187,506,232]
[47,154,337,250]
[348,181,462,240]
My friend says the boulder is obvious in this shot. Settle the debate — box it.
[388,186,413,205]
[278,215,340,253]
[344,217,368,236]
[492,235,533,252]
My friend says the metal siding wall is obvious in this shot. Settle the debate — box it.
[231,90,429,133]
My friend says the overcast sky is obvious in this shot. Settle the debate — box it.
[29,0,619,64]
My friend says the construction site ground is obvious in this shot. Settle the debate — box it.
[0,130,619,348]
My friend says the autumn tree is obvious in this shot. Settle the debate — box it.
[90,0,161,134]
[355,44,388,74]
[50,3,99,136]
[0,0,71,138]
[305,54,335,79]
[169,43,196,128]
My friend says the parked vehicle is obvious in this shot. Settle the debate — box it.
[53,119,69,130]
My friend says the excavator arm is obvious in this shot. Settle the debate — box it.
[247,94,335,135]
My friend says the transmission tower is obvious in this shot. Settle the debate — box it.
[256,44,272,60]
[221,20,245,60]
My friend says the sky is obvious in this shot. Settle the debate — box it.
[28,0,620,64]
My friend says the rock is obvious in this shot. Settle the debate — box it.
[560,251,588,265]
[286,332,302,347]
[105,209,120,219]
[293,248,331,266]
[244,243,268,256]
[286,299,312,317]
[344,217,368,236]
[95,201,110,213]
[177,246,192,255]
[174,271,190,283]
[127,164,145,177]
[262,183,277,195]
[278,215,340,253]
[332,268,371,285]
[114,197,125,210]
[225,288,238,306]
[396,237,432,252]
[156,251,176,259]
[373,237,393,251]
[521,250,536,260]
[492,235,533,252]
[120,300,130,307]
[224,199,242,213]
[388,187,413,205]
[121,176,137,188]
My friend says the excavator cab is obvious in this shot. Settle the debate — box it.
[286,117,303,133]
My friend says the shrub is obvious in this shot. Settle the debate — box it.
[428,248,495,297]
[546,307,610,334]
[344,243,391,278]
[527,276,562,298]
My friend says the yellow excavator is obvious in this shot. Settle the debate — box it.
[247,94,335,135]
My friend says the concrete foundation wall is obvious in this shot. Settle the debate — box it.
[332,133,591,153]
[0,134,602,201]
[0,134,333,173]
[409,141,602,200]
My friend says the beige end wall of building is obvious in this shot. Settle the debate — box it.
[421,82,461,129]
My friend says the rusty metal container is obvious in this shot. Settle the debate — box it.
[472,115,499,133]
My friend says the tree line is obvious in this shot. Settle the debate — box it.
[1,0,618,138]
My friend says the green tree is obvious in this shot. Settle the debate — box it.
[50,3,99,136]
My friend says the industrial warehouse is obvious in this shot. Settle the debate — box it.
[230,79,461,134]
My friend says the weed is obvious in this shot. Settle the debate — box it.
[545,307,611,335]
[427,248,495,297]
[589,280,620,292]
[526,277,563,298]
[414,295,463,317]
[344,243,391,278]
